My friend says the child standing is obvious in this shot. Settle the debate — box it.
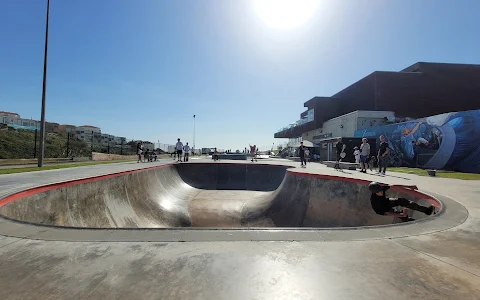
[353,146,360,164]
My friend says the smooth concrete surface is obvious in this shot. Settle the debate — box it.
[0,162,441,230]
[0,159,479,299]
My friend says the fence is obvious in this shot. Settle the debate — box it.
[3,125,283,158]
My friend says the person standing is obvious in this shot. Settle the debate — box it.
[334,138,345,170]
[144,149,149,163]
[175,138,183,162]
[305,148,310,164]
[136,142,143,163]
[183,142,190,162]
[359,138,371,173]
[377,135,389,176]
[249,144,257,162]
[353,147,360,164]
[298,142,307,168]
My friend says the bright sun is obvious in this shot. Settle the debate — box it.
[253,0,320,29]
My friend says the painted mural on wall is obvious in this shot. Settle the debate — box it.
[354,110,480,173]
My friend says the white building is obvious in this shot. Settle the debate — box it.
[302,110,395,143]
[76,125,101,143]
[114,136,126,145]
[0,111,40,130]
[100,134,115,146]
[2,110,133,151]
[297,110,395,161]
[0,111,20,124]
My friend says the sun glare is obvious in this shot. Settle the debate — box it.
[253,0,320,29]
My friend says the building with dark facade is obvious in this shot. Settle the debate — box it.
[275,62,480,139]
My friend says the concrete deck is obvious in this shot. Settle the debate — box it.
[0,158,479,299]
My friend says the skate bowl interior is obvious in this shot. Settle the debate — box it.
[0,163,442,229]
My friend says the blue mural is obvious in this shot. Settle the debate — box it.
[354,110,480,173]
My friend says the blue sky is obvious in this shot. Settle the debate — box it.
[1,0,479,151]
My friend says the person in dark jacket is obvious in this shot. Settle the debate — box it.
[136,142,143,163]
[368,182,435,218]
[298,142,307,168]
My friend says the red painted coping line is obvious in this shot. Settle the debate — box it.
[179,161,291,167]
[0,164,170,208]
[0,163,440,209]
[289,170,442,209]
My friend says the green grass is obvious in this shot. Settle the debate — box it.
[0,128,92,159]
[0,160,135,175]
[390,167,480,180]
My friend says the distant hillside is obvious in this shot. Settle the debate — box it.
[0,127,133,159]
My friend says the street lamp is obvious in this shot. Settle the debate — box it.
[37,0,50,167]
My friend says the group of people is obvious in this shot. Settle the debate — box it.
[336,135,390,176]
[355,136,389,176]
[136,142,157,163]
[332,137,436,219]
[297,142,311,167]
[299,138,435,219]
[174,138,191,162]
[136,138,193,163]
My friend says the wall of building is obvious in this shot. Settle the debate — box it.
[323,112,358,138]
[277,62,480,140]
[45,122,59,133]
[354,109,480,173]
[76,126,101,143]
[1,112,40,130]
[376,63,480,118]
[58,125,76,134]
[0,112,20,125]
[302,111,395,143]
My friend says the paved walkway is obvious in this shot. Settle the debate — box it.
[0,159,479,300]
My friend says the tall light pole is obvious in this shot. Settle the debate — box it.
[38,0,50,167]
[193,114,196,152]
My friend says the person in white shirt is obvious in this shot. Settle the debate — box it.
[183,142,191,162]
[175,138,183,162]
[354,146,361,164]
[305,148,310,163]
[359,138,371,173]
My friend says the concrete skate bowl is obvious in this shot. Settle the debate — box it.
[0,163,442,229]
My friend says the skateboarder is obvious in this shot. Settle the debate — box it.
[298,142,307,168]
[368,182,435,217]
[175,138,183,162]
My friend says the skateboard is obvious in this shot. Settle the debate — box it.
[385,207,414,222]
